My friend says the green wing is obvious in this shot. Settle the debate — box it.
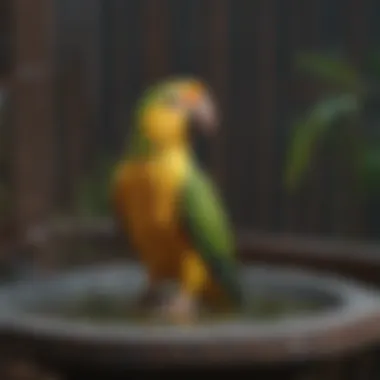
[180,165,242,305]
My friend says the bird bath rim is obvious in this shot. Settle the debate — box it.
[1,262,380,367]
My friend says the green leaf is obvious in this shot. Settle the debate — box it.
[284,94,360,192]
[295,52,364,92]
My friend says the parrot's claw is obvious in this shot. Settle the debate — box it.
[156,293,198,324]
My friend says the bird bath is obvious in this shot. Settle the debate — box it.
[1,217,380,377]
[1,261,380,371]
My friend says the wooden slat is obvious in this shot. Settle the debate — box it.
[0,0,11,75]
[169,0,204,76]
[253,0,277,230]
[331,0,369,237]
[186,0,205,77]
[142,0,170,85]
[346,0,369,63]
[107,0,142,153]
[62,51,90,212]
[283,1,331,236]
[206,0,229,186]
[281,0,305,233]
[11,0,56,234]
[301,1,327,235]
[56,0,104,212]
[226,0,258,227]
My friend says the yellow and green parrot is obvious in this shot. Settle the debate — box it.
[111,77,242,323]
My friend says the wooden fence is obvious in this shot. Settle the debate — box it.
[10,0,380,240]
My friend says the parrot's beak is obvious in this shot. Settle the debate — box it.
[192,94,219,135]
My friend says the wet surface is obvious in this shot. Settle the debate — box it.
[33,291,327,324]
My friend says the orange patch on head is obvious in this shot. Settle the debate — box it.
[181,82,205,107]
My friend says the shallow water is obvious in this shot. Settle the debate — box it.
[35,292,327,324]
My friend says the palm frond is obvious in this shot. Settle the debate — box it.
[284,94,360,192]
[295,52,364,92]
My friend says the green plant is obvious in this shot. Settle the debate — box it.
[284,51,380,195]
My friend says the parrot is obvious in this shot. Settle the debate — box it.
[111,77,242,323]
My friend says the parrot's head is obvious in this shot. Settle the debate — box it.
[136,77,218,148]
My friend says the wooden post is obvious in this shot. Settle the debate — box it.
[12,0,56,237]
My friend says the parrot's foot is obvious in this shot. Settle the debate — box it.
[157,292,198,324]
